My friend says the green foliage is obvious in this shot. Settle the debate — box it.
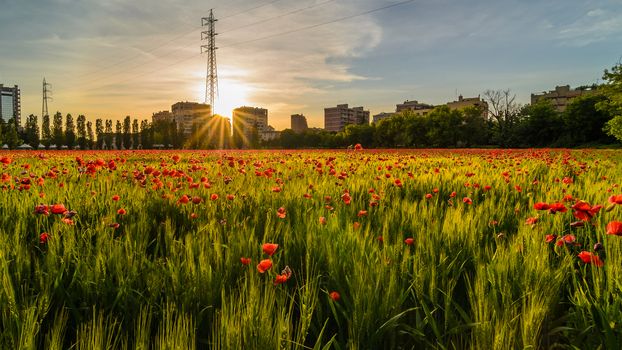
[604,115,622,142]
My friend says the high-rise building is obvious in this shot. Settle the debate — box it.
[0,84,21,125]
[324,104,369,132]
[171,102,211,136]
[372,112,396,123]
[531,85,595,112]
[232,106,269,147]
[291,114,308,133]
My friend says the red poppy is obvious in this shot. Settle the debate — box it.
[178,195,189,204]
[354,143,363,150]
[226,194,235,201]
[35,204,49,215]
[571,201,602,222]
[394,179,403,187]
[0,157,12,165]
[39,232,50,244]
[545,234,557,243]
[463,197,473,205]
[525,217,538,225]
[608,194,622,205]
[329,291,341,301]
[192,196,202,204]
[51,204,67,215]
[262,243,279,256]
[240,257,251,266]
[450,191,457,198]
[273,266,292,285]
[606,221,622,236]
[210,193,219,201]
[357,210,368,217]
[548,202,567,214]
[425,193,433,199]
[112,195,120,201]
[117,208,127,215]
[319,216,327,225]
[534,202,550,211]
[404,237,414,245]
[577,251,604,267]
[110,223,120,229]
[341,193,351,205]
[277,207,286,219]
[257,259,273,273]
[353,222,361,230]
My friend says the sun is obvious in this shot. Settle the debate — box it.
[193,67,253,120]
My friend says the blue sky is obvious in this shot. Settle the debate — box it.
[1,0,621,129]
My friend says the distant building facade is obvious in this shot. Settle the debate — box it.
[0,84,21,125]
[531,85,595,112]
[291,114,309,133]
[152,110,173,123]
[171,102,211,136]
[233,106,271,147]
[324,104,370,132]
[372,112,396,123]
[396,100,434,115]
[446,95,488,117]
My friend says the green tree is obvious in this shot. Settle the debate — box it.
[115,120,122,150]
[105,119,113,149]
[561,94,613,146]
[95,119,104,149]
[483,89,522,147]
[23,114,40,148]
[41,114,51,147]
[123,116,131,149]
[132,119,139,149]
[3,117,21,149]
[86,121,94,149]
[76,115,87,149]
[65,114,76,148]
[515,100,562,147]
[140,119,152,149]
[52,112,64,147]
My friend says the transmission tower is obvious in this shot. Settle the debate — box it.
[201,10,218,116]
[42,78,52,118]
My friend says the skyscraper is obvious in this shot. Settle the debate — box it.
[232,106,269,148]
[0,84,21,125]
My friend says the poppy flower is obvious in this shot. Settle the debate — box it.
[210,193,219,201]
[577,251,604,267]
[257,259,273,273]
[571,201,602,222]
[548,202,567,214]
[117,208,127,215]
[353,222,361,230]
[274,266,292,285]
[262,243,279,256]
[525,217,538,225]
[240,257,251,266]
[357,210,368,217]
[425,193,433,199]
[463,197,473,205]
[226,194,235,201]
[354,143,363,150]
[341,193,351,205]
[51,204,67,215]
[39,232,50,244]
[394,179,402,187]
[319,216,327,225]
[192,196,202,204]
[545,234,557,243]
[110,223,120,229]
[0,156,11,165]
[608,194,622,205]
[35,204,49,215]
[606,221,622,236]
[404,237,414,245]
[112,195,120,201]
[178,195,189,204]
[329,291,341,301]
[534,202,550,211]
[449,191,457,198]
[277,207,286,219]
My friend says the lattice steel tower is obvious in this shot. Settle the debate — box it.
[201,10,218,116]
[42,78,52,118]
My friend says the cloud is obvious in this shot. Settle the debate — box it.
[557,7,622,46]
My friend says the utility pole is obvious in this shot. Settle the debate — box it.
[201,10,218,117]
[42,78,52,118]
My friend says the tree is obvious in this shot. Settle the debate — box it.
[95,119,104,149]
[3,117,21,149]
[132,119,139,149]
[115,120,122,150]
[483,89,522,147]
[105,119,113,149]
[86,121,94,149]
[561,94,613,146]
[76,115,87,149]
[52,112,64,147]
[604,115,622,142]
[23,114,40,148]
[515,100,562,147]
[140,120,152,149]
[123,116,131,149]
[65,114,76,148]
[41,114,51,147]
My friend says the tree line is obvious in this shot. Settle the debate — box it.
[2,63,621,150]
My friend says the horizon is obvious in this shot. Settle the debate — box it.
[1,0,621,130]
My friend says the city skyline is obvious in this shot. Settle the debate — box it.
[1,0,621,130]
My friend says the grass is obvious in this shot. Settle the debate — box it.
[0,148,621,349]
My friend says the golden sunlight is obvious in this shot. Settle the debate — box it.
[193,68,253,119]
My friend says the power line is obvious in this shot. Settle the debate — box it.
[219,0,283,20]
[76,0,416,92]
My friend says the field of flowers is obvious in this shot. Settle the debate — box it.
[1,148,622,349]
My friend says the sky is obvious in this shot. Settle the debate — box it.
[1,0,621,130]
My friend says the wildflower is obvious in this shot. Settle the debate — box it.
[354,143,363,150]
[262,243,279,256]
[329,291,341,301]
[35,204,49,215]
[39,232,50,244]
[534,202,550,211]
[51,204,67,215]
[192,196,202,204]
[571,201,602,222]
[319,216,327,225]
[425,193,433,199]
[463,197,473,205]
[525,217,538,225]
[210,193,219,201]
[178,195,189,204]
[257,259,273,273]
[277,207,286,219]
[404,237,414,245]
[548,202,567,214]
[394,179,402,187]
[577,251,604,267]
[240,257,251,266]
[545,234,557,243]
[112,195,120,201]
[357,210,368,217]
[117,208,127,215]
[606,221,622,236]
[274,266,292,285]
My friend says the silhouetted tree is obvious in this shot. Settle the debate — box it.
[41,114,51,147]
[123,116,131,149]
[76,115,87,149]
[132,119,139,148]
[86,121,94,149]
[115,120,122,150]
[23,114,40,148]
[65,114,76,149]
[95,119,104,149]
[52,112,64,147]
